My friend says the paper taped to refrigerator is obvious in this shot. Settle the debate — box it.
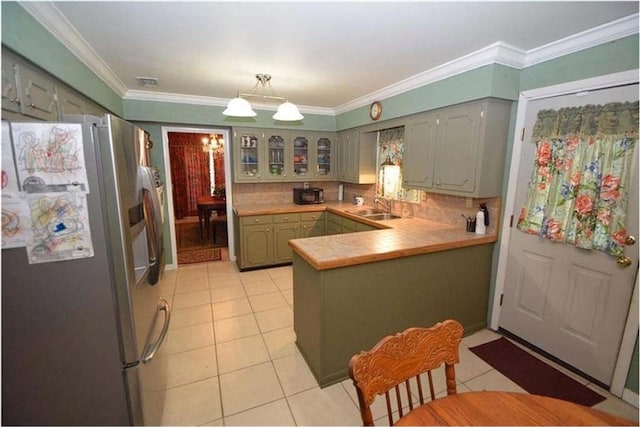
[25,191,94,263]
[10,122,89,192]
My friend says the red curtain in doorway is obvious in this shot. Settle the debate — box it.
[168,132,211,219]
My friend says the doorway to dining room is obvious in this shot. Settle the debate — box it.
[162,127,233,267]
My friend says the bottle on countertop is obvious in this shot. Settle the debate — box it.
[480,203,489,227]
[475,209,486,235]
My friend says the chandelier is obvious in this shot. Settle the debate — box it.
[223,74,304,121]
[202,134,224,153]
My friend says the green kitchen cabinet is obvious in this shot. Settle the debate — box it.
[293,243,494,387]
[300,212,326,238]
[340,217,358,233]
[234,128,337,183]
[326,213,342,235]
[273,213,301,263]
[236,210,377,270]
[2,49,107,122]
[264,131,289,181]
[238,215,273,269]
[312,133,336,180]
[403,111,438,189]
[355,221,376,232]
[403,98,511,197]
[337,130,376,184]
[233,128,264,182]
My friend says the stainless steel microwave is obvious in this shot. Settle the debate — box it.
[293,187,324,205]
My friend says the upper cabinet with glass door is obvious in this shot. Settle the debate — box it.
[265,132,289,181]
[232,128,337,183]
[291,134,310,180]
[233,128,263,182]
[313,133,336,180]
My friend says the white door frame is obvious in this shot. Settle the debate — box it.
[161,126,235,270]
[490,69,639,397]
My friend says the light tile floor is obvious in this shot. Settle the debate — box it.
[156,261,639,426]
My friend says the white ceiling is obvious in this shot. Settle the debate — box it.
[23,1,639,114]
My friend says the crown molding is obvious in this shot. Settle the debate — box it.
[523,13,639,67]
[20,2,638,116]
[124,90,336,116]
[19,1,129,97]
[334,42,526,115]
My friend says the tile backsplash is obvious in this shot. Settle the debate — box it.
[232,182,501,233]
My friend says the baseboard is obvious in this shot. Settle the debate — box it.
[622,388,639,408]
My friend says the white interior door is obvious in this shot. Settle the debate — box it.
[499,84,639,386]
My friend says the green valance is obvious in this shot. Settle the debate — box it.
[532,101,639,139]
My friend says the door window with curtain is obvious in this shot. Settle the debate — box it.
[517,101,638,256]
[377,127,421,202]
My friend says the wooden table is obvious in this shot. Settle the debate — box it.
[196,196,226,239]
[394,391,635,426]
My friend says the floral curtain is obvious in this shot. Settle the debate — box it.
[168,133,211,219]
[517,101,638,256]
[378,127,421,202]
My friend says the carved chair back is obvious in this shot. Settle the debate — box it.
[348,319,464,426]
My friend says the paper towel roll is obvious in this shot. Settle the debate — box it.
[475,210,486,235]
[338,184,344,201]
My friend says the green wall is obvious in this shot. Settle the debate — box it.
[2,1,638,395]
[336,64,521,130]
[520,35,639,91]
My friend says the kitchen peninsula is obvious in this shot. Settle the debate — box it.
[235,202,498,387]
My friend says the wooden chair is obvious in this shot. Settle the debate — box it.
[348,319,464,426]
[210,210,227,245]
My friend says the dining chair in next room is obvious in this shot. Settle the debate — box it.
[348,319,464,426]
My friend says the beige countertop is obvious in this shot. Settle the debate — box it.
[233,202,497,270]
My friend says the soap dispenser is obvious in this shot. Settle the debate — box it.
[480,203,489,227]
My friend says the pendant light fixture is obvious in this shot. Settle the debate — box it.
[223,74,304,121]
[379,155,401,198]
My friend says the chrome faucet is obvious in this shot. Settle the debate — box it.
[374,197,392,213]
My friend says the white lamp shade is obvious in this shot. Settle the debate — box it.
[223,97,256,117]
[381,164,401,198]
[273,102,304,121]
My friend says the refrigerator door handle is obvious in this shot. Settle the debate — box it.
[139,165,163,284]
[141,299,171,364]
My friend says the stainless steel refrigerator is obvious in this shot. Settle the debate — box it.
[2,115,169,425]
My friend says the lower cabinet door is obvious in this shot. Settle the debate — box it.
[273,223,299,263]
[242,225,273,268]
[300,220,324,238]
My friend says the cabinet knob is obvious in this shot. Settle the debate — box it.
[255,219,260,223]
[625,235,636,246]
[11,97,20,104]
[266,228,270,232]
[29,103,36,108]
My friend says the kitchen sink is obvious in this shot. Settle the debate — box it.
[347,209,401,221]
[347,209,387,216]
[363,213,402,221]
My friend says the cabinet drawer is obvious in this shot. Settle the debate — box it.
[241,215,272,226]
[300,211,325,222]
[272,213,300,223]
